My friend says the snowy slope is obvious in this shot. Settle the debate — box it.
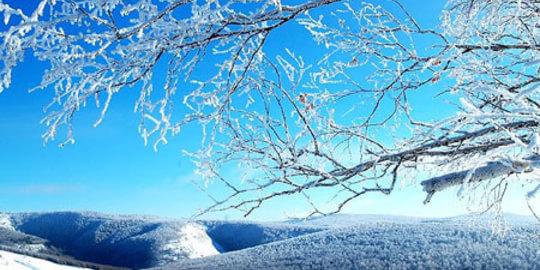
[0,250,88,270]
[159,223,219,261]
[0,214,13,231]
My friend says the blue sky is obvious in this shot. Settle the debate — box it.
[0,0,533,221]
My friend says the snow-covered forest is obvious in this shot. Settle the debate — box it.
[0,211,538,269]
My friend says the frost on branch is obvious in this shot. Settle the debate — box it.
[0,0,539,219]
[0,0,339,148]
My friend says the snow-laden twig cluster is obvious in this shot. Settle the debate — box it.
[0,0,538,218]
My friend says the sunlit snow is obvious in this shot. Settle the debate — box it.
[0,250,87,270]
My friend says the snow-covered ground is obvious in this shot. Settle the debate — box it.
[0,250,87,270]
[0,211,538,269]
[160,222,220,261]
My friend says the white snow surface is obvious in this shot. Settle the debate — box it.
[0,250,87,270]
[160,223,220,261]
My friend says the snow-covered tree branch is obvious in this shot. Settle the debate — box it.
[0,0,538,218]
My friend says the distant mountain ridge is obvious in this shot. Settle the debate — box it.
[0,211,538,269]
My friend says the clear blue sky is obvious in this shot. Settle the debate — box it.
[0,0,532,221]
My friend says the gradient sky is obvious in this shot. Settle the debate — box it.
[0,0,534,221]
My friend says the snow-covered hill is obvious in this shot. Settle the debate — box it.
[167,220,540,270]
[0,212,538,269]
